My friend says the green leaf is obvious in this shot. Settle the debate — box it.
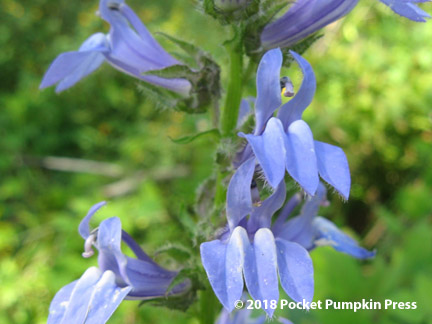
[143,64,198,81]
[169,129,220,144]
[157,32,203,61]
[154,243,193,262]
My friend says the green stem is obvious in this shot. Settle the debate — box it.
[214,28,244,207]
[198,287,219,324]
[219,32,243,137]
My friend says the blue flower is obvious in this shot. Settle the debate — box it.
[201,159,314,317]
[201,162,374,317]
[261,0,359,49]
[48,202,189,324]
[238,48,350,199]
[40,0,191,95]
[378,0,431,22]
[261,0,430,49]
[272,183,376,259]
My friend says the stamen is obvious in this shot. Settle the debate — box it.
[82,229,98,258]
[280,76,294,97]
[108,2,120,10]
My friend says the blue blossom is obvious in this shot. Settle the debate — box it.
[261,0,430,49]
[40,0,191,95]
[379,0,431,22]
[272,183,376,259]
[48,202,189,324]
[201,161,374,317]
[201,159,314,317]
[238,48,350,199]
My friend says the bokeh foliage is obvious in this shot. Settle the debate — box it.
[0,0,431,323]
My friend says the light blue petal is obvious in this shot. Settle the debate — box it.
[124,257,189,299]
[120,230,155,263]
[279,318,295,324]
[119,3,180,65]
[261,0,359,48]
[254,49,283,135]
[276,214,315,249]
[200,227,249,311]
[284,120,319,195]
[78,201,107,239]
[276,239,314,303]
[243,229,279,317]
[275,184,327,247]
[313,217,376,259]
[85,271,131,324]
[315,141,351,200]
[271,193,302,231]
[40,33,108,92]
[237,98,254,129]
[278,51,316,130]
[47,280,77,324]
[60,267,104,324]
[227,157,255,229]
[99,2,191,95]
[248,181,286,233]
[97,217,129,285]
[379,0,430,21]
[239,117,286,189]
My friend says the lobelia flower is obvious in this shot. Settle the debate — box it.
[237,48,351,199]
[272,183,376,259]
[201,158,315,317]
[261,0,430,49]
[48,202,189,324]
[40,0,191,95]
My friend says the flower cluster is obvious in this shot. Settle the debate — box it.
[40,0,430,323]
[40,0,191,95]
[236,49,350,199]
[261,0,431,49]
[48,202,189,323]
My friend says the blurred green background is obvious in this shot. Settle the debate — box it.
[0,0,431,323]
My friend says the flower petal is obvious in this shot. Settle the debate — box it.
[379,0,430,21]
[261,0,359,49]
[200,227,249,311]
[84,271,132,324]
[239,117,286,189]
[237,98,254,129]
[243,229,279,317]
[124,257,189,299]
[120,230,156,263]
[248,181,286,233]
[271,193,302,231]
[40,33,108,92]
[278,51,316,130]
[315,141,351,200]
[97,217,129,285]
[254,49,283,135]
[119,3,180,65]
[78,201,107,239]
[47,281,77,324]
[59,267,104,324]
[276,239,314,303]
[227,157,256,229]
[313,217,376,259]
[275,184,327,248]
[284,120,319,195]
